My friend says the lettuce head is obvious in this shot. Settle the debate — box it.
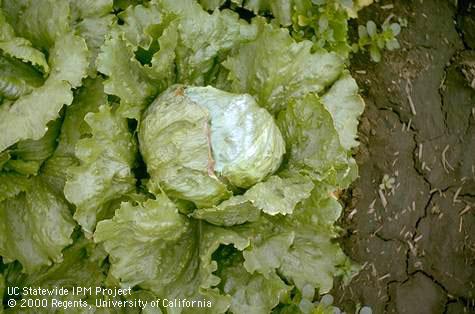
[139,85,286,207]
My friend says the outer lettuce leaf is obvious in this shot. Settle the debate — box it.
[145,20,178,86]
[0,6,49,73]
[0,80,73,152]
[95,196,251,314]
[242,232,294,278]
[76,15,116,76]
[113,0,150,10]
[52,79,107,159]
[192,195,261,226]
[193,174,313,225]
[235,190,354,294]
[95,2,176,118]
[2,0,71,50]
[96,32,158,119]
[277,94,353,185]
[159,0,257,85]
[223,21,344,113]
[0,8,49,73]
[0,33,88,152]
[5,238,106,291]
[244,175,313,215]
[64,105,136,235]
[42,78,107,191]
[0,177,75,273]
[0,55,44,100]
[0,173,30,202]
[241,0,294,26]
[321,72,365,150]
[3,119,61,176]
[214,248,291,314]
[117,2,163,49]
[69,0,115,77]
[0,38,49,74]
[47,34,89,88]
[94,197,189,287]
[69,0,113,20]
[224,268,290,314]
[3,238,110,314]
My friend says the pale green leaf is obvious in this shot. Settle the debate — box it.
[0,173,30,202]
[321,72,365,150]
[0,177,75,273]
[224,21,344,113]
[192,195,261,226]
[47,33,89,88]
[160,0,257,85]
[64,105,137,235]
[2,0,71,49]
[0,37,49,74]
[117,2,163,49]
[245,175,314,215]
[277,94,352,184]
[96,32,158,119]
[95,196,250,314]
[0,80,73,152]
[217,253,291,314]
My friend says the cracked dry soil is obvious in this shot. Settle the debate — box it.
[331,1,475,313]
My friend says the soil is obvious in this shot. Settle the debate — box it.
[331,1,475,313]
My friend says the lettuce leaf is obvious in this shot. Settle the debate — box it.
[96,31,158,119]
[0,177,75,273]
[321,72,365,150]
[277,94,355,185]
[64,105,137,235]
[243,175,314,215]
[192,195,262,226]
[0,20,49,73]
[214,247,291,314]
[95,196,250,313]
[2,0,71,50]
[0,173,30,202]
[0,7,49,73]
[223,21,344,114]
[0,80,73,152]
[42,78,107,192]
[47,34,89,88]
[193,174,314,226]
[0,55,44,100]
[3,118,61,176]
[237,189,354,294]
[117,2,163,49]
[3,237,109,313]
[159,0,257,86]
[69,0,113,19]
[0,33,88,152]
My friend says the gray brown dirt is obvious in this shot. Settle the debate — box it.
[332,1,475,313]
